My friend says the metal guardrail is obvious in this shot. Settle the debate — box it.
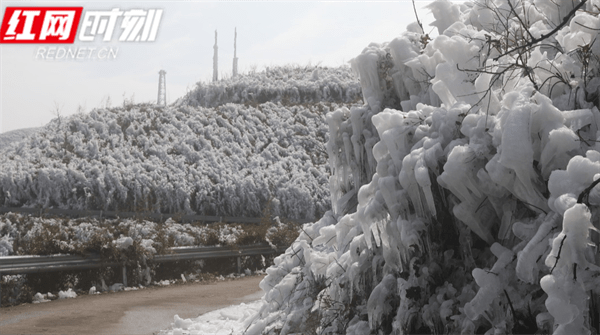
[0,244,288,305]
[0,245,286,275]
[0,206,312,224]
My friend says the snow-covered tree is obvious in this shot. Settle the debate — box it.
[244,0,600,334]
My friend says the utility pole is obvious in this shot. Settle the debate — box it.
[213,30,218,82]
[157,70,167,106]
[233,27,238,78]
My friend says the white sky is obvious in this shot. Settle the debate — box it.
[0,0,436,133]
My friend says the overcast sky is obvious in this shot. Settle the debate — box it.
[0,1,436,133]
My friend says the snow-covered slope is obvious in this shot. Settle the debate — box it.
[178,64,362,108]
[0,66,363,220]
[0,127,40,152]
[0,101,343,220]
[244,1,600,334]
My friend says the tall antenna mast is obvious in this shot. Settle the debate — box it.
[157,70,167,106]
[213,30,218,82]
[233,27,238,78]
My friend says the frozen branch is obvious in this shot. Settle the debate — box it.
[550,234,568,274]
[493,0,587,61]
[577,178,600,205]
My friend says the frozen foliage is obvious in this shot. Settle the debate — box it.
[0,234,13,256]
[0,212,298,305]
[249,0,600,334]
[0,100,346,220]
[0,213,288,257]
[178,64,362,108]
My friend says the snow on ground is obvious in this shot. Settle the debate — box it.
[161,298,264,335]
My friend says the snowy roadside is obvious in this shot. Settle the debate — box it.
[25,271,261,306]
[1,274,265,335]
[0,210,298,306]
[160,297,264,335]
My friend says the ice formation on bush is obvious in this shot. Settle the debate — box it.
[0,212,301,304]
[0,213,295,258]
[248,0,600,334]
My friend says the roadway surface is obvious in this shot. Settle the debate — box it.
[0,275,265,334]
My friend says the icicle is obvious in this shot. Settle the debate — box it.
[438,145,482,204]
[453,201,495,245]
[350,46,385,110]
[399,150,426,218]
[415,157,436,217]
[498,95,548,212]
[464,243,514,320]
[515,213,559,283]
[497,199,516,241]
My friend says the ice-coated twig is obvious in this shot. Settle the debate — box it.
[493,0,587,61]
[412,0,425,34]
[550,235,567,274]
[577,179,600,205]
[504,289,517,319]
[289,245,305,266]
[299,226,313,242]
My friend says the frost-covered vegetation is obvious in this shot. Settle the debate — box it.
[0,65,361,306]
[0,212,291,257]
[0,81,361,220]
[0,127,40,152]
[0,103,329,219]
[178,64,362,107]
[0,212,299,306]
[243,0,600,334]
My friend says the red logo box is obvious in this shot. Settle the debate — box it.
[0,7,83,43]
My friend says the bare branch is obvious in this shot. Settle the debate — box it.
[507,0,535,41]
[412,0,424,34]
[550,234,568,274]
[493,0,587,61]
[577,178,600,204]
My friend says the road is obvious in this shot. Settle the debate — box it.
[0,275,265,334]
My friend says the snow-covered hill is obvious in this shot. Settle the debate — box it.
[178,64,362,108]
[0,66,362,220]
[238,0,600,334]
[0,127,40,152]
[0,103,335,219]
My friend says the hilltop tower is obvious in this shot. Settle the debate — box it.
[157,70,167,106]
[233,28,238,78]
[213,30,218,82]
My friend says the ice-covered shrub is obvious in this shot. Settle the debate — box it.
[0,212,299,306]
[248,0,600,334]
[0,274,33,306]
